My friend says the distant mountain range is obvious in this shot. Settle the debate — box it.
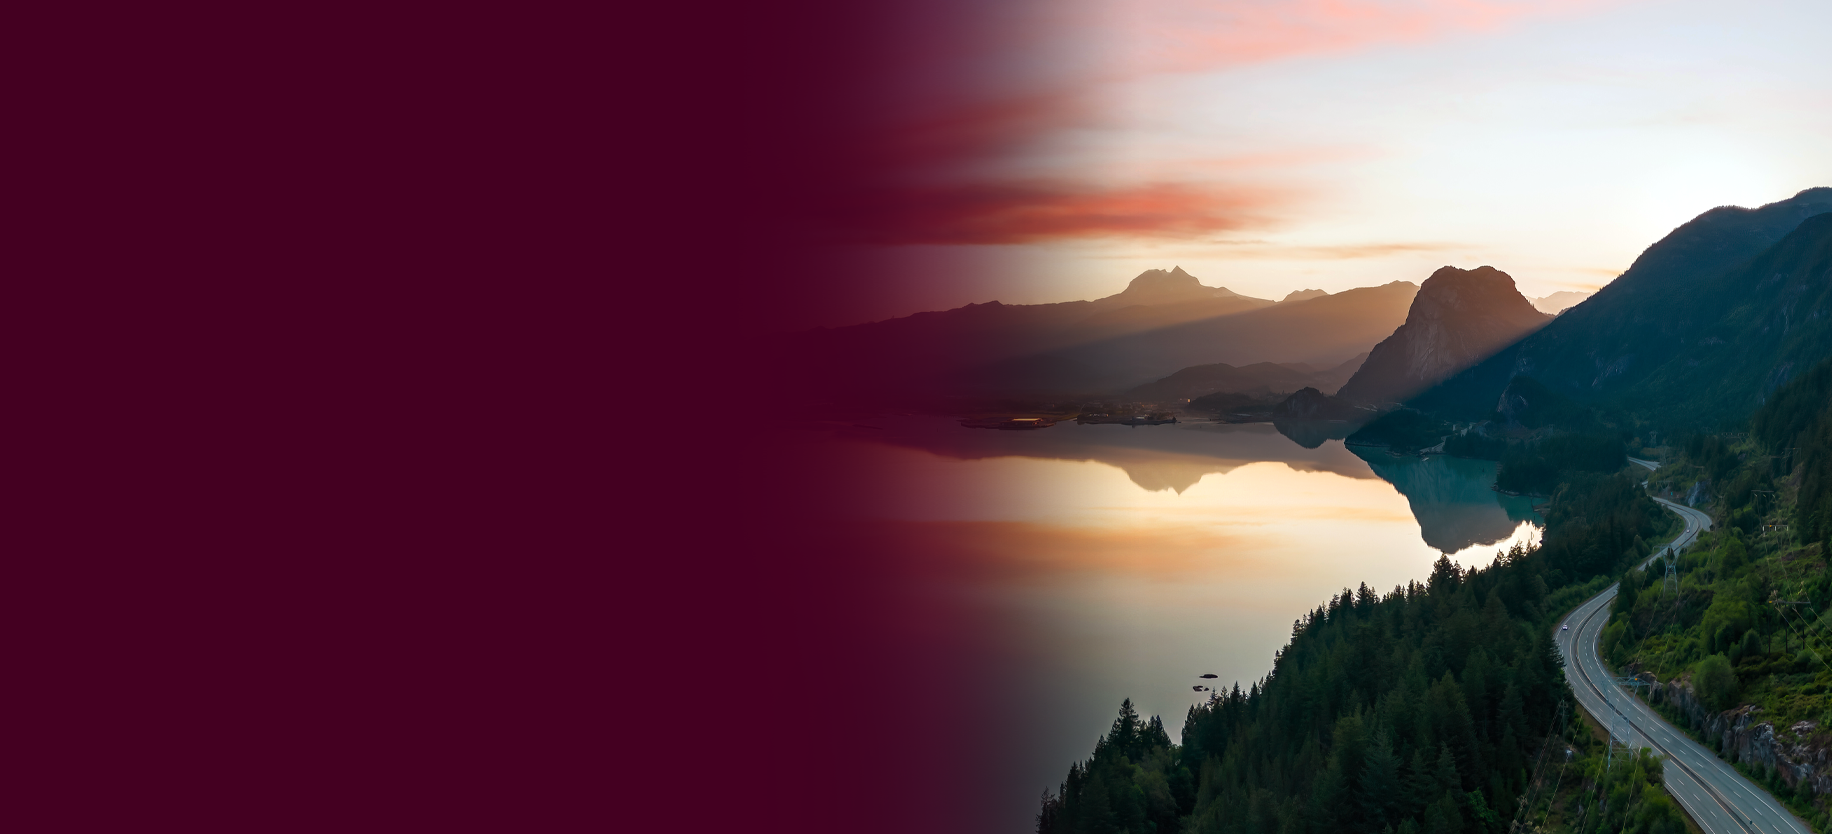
[794,187,1832,421]
[1410,187,1832,429]
[1527,291,1591,315]
[1001,282,1416,393]
[792,266,1415,400]
[1124,353,1368,402]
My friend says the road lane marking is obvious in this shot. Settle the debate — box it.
[1564,571,1769,834]
[1562,518,1813,834]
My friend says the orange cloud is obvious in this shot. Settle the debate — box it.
[832,180,1291,245]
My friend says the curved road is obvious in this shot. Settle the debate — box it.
[1551,460,1809,834]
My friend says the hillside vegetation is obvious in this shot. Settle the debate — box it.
[1040,468,1678,834]
[1411,189,1832,427]
[1040,191,1832,834]
[1596,358,1832,831]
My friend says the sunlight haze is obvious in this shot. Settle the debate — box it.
[823,0,1832,327]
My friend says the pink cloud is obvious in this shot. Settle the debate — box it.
[826,0,1615,245]
[1102,0,1610,76]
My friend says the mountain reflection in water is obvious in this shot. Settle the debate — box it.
[1349,446,1542,553]
[1272,419,1357,450]
[845,420,1543,557]
[853,418,1378,494]
[799,416,1539,834]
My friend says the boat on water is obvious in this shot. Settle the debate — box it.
[959,416,1057,430]
[1076,413,1179,426]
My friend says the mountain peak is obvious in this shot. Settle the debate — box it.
[1124,265,1202,291]
[1280,289,1329,304]
[1337,266,1549,405]
[1108,266,1242,306]
[1528,290,1592,315]
[1408,266,1543,326]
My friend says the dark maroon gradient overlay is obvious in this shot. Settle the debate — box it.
[10,1,1023,832]
[644,1,1041,830]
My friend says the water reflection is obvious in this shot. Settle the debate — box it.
[800,416,1540,834]
[1348,445,1542,553]
[1273,419,1357,450]
[849,418,1377,493]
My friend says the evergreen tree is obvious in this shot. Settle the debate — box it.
[1359,731,1403,831]
[1431,745,1460,796]
[1044,480,1667,834]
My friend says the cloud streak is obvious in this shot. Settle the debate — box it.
[1205,240,1473,259]
[832,0,1614,245]
[831,180,1291,245]
[1106,0,1611,76]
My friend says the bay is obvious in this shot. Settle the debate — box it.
[794,416,1539,833]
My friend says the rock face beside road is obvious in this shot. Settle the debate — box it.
[1651,675,1832,795]
[1337,266,1550,405]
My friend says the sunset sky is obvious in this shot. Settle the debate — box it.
[816,0,1832,327]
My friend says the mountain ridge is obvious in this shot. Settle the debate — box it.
[1125,353,1368,402]
[791,269,1415,400]
[1409,187,1832,427]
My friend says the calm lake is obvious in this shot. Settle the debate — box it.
[794,416,1540,833]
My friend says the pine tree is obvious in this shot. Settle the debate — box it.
[1432,745,1460,796]
[1497,683,1525,743]
[1406,748,1437,818]
[1359,731,1403,830]
[1109,698,1142,762]
[1035,788,1062,834]
[1422,791,1461,834]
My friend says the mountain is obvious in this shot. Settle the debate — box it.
[1335,266,1550,405]
[1270,386,1365,421]
[1266,384,1375,450]
[1124,352,1367,402]
[1280,289,1329,303]
[1527,290,1591,315]
[1104,266,1247,306]
[981,281,1417,394]
[1410,187,1832,427]
[788,267,1274,399]
[1060,293,1276,343]
[1615,211,1832,426]
[793,269,1414,400]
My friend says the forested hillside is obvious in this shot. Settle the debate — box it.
[1041,312,1696,833]
[1753,357,1832,548]
[1410,190,1832,426]
[1039,192,1832,834]
[1598,358,1832,831]
[1039,478,1678,834]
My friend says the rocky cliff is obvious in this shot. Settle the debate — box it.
[1337,266,1550,405]
[1649,675,1832,795]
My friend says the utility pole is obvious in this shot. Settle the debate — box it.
[1773,599,1831,668]
[1513,700,1571,834]
[1606,675,1647,772]
[1662,548,1679,610]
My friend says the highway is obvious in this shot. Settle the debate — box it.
[1551,459,1810,834]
